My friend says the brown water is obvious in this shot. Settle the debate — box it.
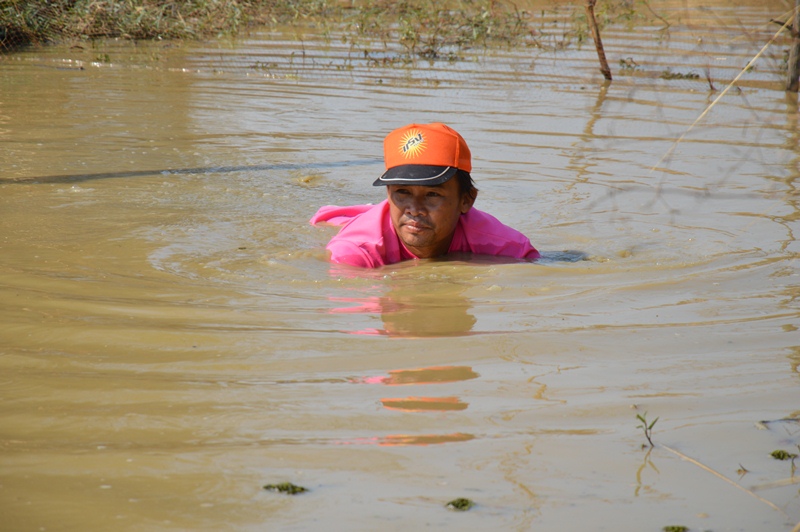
[2,2,800,530]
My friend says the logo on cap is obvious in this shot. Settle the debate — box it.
[399,130,426,159]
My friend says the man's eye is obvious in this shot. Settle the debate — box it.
[427,192,441,198]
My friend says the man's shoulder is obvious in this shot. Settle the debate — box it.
[325,200,391,268]
[310,201,386,227]
[462,207,525,237]
[457,207,539,259]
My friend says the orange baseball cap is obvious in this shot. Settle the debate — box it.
[373,122,472,186]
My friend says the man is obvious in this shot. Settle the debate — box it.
[310,122,539,268]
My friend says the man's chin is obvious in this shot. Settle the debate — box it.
[398,232,431,250]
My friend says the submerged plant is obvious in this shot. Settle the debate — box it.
[659,68,700,80]
[770,449,798,462]
[662,526,688,532]
[263,482,308,494]
[770,448,798,476]
[619,56,639,71]
[446,497,474,511]
[636,412,658,448]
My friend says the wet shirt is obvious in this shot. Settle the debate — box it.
[309,200,539,268]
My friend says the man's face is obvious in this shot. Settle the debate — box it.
[386,177,475,259]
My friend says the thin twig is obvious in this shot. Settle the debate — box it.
[641,0,670,29]
[647,17,794,175]
[660,444,787,517]
[770,19,798,38]
[786,0,800,91]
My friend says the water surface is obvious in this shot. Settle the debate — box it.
[2,2,799,530]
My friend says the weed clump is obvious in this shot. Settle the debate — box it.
[770,449,798,461]
[263,482,308,495]
[446,497,474,511]
[659,68,700,80]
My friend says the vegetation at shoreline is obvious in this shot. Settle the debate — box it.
[2,0,267,44]
[0,0,645,56]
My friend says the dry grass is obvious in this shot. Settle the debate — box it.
[0,0,640,54]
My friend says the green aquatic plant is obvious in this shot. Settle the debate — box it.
[263,482,308,494]
[636,412,658,448]
[446,497,474,511]
[770,449,798,461]
[662,526,688,532]
[769,448,798,477]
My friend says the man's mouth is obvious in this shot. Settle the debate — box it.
[401,219,431,233]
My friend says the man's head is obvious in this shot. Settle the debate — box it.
[373,123,479,258]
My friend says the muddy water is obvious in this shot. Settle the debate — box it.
[2,2,800,531]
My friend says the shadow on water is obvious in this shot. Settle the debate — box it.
[3,159,381,184]
[437,250,590,265]
[537,250,591,263]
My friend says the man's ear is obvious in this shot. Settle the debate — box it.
[460,189,477,214]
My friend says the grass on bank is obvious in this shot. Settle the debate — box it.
[0,0,648,57]
[1,0,263,43]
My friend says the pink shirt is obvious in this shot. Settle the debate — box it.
[310,200,539,268]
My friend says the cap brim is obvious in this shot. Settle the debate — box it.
[373,165,457,186]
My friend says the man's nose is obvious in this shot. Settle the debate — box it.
[405,196,426,215]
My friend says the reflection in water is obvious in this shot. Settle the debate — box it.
[380,396,469,412]
[331,280,477,337]
[788,345,800,375]
[634,449,660,498]
[354,366,478,443]
[375,433,475,446]
[355,365,480,386]
[565,84,609,194]
[345,433,476,447]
